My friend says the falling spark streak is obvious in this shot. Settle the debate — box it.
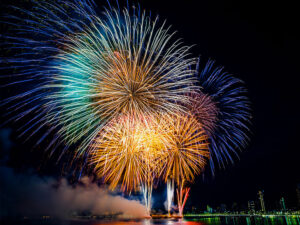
[177,179,190,217]
[167,178,175,215]
[141,183,152,216]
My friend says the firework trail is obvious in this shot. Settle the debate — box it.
[1,0,196,155]
[176,180,190,217]
[166,178,175,215]
[191,59,251,171]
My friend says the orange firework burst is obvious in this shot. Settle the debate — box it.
[89,114,167,193]
[160,113,210,185]
[157,113,209,216]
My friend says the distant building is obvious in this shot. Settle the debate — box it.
[248,200,255,214]
[279,197,286,211]
[258,190,266,213]
[206,205,213,213]
[296,184,300,209]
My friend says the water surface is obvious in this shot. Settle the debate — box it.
[2,216,300,225]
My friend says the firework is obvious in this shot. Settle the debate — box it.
[159,113,209,216]
[194,60,251,171]
[90,115,164,191]
[167,178,175,215]
[176,179,190,217]
[1,0,196,155]
[160,113,209,184]
[0,0,252,217]
[89,114,168,214]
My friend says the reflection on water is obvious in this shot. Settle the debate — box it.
[89,216,300,225]
[2,216,300,225]
[186,216,300,225]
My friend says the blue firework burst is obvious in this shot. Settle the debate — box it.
[196,59,251,171]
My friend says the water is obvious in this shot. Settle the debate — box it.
[185,216,300,225]
[2,216,300,225]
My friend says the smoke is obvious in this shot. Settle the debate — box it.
[0,166,148,218]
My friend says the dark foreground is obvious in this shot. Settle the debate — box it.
[1,216,300,225]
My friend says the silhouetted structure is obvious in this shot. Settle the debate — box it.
[296,184,300,209]
[248,200,255,214]
[258,190,266,213]
[279,197,286,211]
[206,205,213,213]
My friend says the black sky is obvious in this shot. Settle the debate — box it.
[147,0,300,210]
[1,0,300,212]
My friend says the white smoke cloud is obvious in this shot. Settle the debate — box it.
[0,166,148,218]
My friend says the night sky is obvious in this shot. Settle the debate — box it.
[1,0,300,213]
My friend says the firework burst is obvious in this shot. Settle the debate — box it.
[1,0,196,155]
[89,114,167,192]
[89,114,169,214]
[160,113,210,185]
[157,113,209,216]
[195,59,251,170]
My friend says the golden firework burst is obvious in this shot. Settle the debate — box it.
[159,113,210,185]
[90,114,168,192]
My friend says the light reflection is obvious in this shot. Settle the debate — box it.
[91,216,300,225]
